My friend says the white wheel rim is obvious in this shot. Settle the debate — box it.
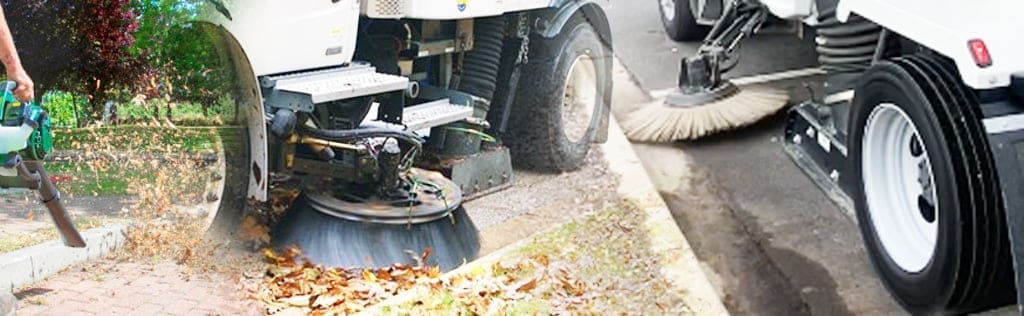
[660,0,677,21]
[561,54,599,143]
[862,103,939,273]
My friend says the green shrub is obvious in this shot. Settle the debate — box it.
[41,91,88,128]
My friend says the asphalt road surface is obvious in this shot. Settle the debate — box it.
[600,1,906,315]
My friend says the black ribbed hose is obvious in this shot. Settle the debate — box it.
[297,125,423,149]
[455,17,507,103]
[433,17,507,157]
[815,14,886,74]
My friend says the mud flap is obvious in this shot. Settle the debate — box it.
[985,120,1024,312]
[783,102,856,218]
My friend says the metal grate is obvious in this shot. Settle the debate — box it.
[402,100,474,131]
[274,68,409,104]
[370,0,405,18]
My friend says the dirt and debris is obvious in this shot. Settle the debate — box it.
[389,202,688,314]
[251,201,689,315]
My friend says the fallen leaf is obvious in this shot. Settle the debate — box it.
[515,279,538,293]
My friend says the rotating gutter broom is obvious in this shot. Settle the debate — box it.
[269,17,511,271]
[269,128,480,271]
[621,1,790,142]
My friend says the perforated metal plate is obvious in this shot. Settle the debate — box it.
[273,67,408,104]
[402,99,474,131]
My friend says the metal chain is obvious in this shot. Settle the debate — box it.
[515,14,531,65]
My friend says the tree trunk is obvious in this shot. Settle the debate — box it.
[165,102,173,122]
[71,94,82,128]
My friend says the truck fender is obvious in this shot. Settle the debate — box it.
[536,0,613,143]
[200,22,270,202]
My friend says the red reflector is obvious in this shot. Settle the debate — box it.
[968,39,992,68]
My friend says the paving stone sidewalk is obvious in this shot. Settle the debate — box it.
[14,259,258,315]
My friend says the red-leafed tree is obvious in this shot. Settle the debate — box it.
[3,0,151,120]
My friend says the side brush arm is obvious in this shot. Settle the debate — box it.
[679,0,770,90]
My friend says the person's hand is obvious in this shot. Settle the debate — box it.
[7,68,33,102]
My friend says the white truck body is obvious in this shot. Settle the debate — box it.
[203,0,361,77]
[363,0,558,19]
[200,0,575,201]
[760,0,1024,90]
[837,0,1024,89]
[204,0,559,77]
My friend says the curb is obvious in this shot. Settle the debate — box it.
[0,224,127,293]
[599,120,729,315]
[0,291,14,316]
[362,121,729,314]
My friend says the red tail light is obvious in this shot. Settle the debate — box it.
[968,39,992,68]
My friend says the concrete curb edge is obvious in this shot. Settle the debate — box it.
[601,119,729,314]
[0,224,128,295]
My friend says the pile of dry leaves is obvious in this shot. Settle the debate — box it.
[254,247,443,314]
[254,202,689,315]
[393,253,595,314]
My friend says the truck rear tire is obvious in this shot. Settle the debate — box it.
[505,15,611,172]
[659,0,708,41]
[849,56,1014,313]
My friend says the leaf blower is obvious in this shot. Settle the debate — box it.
[0,81,85,248]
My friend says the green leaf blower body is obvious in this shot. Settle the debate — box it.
[0,82,53,162]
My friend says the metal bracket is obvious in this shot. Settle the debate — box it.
[784,103,856,219]
[678,1,768,91]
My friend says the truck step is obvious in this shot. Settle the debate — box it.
[272,64,408,104]
[401,99,474,131]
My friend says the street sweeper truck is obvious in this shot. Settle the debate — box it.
[641,0,1024,313]
[196,0,612,271]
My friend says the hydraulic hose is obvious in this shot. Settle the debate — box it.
[296,125,423,149]
[455,17,507,104]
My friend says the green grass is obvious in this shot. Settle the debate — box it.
[52,125,226,154]
[45,161,149,196]
[0,216,107,253]
[43,125,230,197]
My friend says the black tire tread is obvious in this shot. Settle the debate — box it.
[852,56,1014,314]
[505,15,610,172]
[660,0,709,41]
[893,56,988,309]
[908,55,1014,308]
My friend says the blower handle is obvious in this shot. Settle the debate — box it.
[0,81,16,94]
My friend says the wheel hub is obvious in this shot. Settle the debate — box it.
[561,54,600,143]
[303,169,463,225]
[862,103,939,273]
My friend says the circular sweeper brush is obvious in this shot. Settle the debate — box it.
[272,169,479,271]
[621,82,789,142]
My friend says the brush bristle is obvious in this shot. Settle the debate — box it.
[620,87,790,142]
[272,196,480,271]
